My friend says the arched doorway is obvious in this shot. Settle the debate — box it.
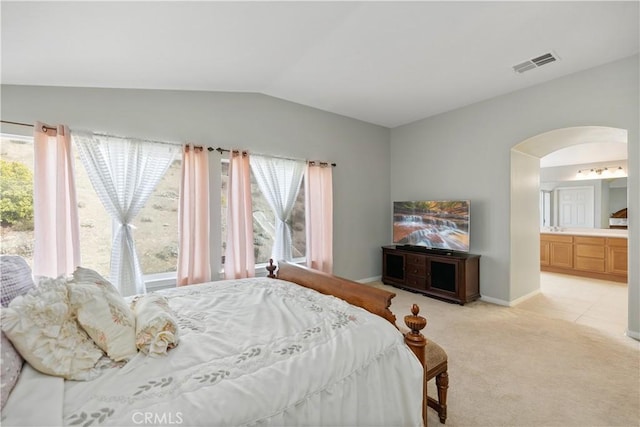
[510,126,630,330]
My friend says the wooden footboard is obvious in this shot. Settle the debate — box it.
[268,259,429,425]
[270,260,397,325]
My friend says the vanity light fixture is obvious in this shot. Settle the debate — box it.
[576,166,626,179]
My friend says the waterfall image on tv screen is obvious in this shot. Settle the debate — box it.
[393,200,470,252]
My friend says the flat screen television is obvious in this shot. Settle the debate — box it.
[393,200,470,252]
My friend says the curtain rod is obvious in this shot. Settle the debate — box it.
[215,147,336,167]
[1,120,213,152]
[79,132,214,152]
[1,120,56,132]
[1,120,332,164]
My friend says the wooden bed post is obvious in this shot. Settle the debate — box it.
[404,304,428,427]
[266,258,277,278]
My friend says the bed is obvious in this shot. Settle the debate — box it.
[1,258,428,427]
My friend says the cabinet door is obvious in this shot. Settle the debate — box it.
[382,250,405,284]
[607,246,628,276]
[540,240,550,266]
[426,258,458,295]
[550,242,573,268]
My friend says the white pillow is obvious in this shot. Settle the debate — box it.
[67,267,137,362]
[0,255,35,409]
[131,293,179,357]
[0,276,104,380]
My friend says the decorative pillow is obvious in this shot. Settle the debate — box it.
[67,267,137,362]
[1,255,35,308]
[0,255,35,409]
[1,332,22,409]
[1,276,104,380]
[131,294,179,357]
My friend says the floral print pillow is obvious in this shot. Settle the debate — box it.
[130,294,179,357]
[67,267,137,362]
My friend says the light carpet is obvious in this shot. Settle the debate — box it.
[371,282,640,427]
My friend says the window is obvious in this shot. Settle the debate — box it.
[1,136,35,267]
[74,145,112,278]
[220,159,306,267]
[0,134,181,284]
[132,157,181,276]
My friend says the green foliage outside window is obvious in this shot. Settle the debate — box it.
[0,159,34,229]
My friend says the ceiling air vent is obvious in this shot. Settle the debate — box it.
[513,52,559,74]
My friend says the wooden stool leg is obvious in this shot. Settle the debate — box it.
[436,371,448,424]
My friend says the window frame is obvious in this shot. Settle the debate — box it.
[1,132,182,291]
[219,157,307,277]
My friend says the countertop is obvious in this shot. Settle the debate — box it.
[540,228,628,238]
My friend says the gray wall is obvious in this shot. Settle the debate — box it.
[390,55,639,335]
[2,55,638,336]
[0,86,390,281]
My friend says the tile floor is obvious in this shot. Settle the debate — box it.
[516,271,629,338]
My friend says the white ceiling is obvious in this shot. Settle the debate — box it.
[541,142,628,168]
[2,1,638,129]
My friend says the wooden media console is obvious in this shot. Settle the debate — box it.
[382,246,480,305]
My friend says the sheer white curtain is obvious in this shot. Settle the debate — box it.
[73,132,178,296]
[33,122,81,278]
[250,156,305,262]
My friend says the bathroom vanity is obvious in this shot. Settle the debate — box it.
[540,229,628,283]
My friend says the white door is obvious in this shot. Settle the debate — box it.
[557,187,594,228]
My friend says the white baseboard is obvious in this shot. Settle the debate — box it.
[626,329,640,341]
[480,289,540,307]
[509,289,542,306]
[357,275,382,284]
[479,295,510,306]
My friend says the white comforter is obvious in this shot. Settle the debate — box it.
[4,277,423,426]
